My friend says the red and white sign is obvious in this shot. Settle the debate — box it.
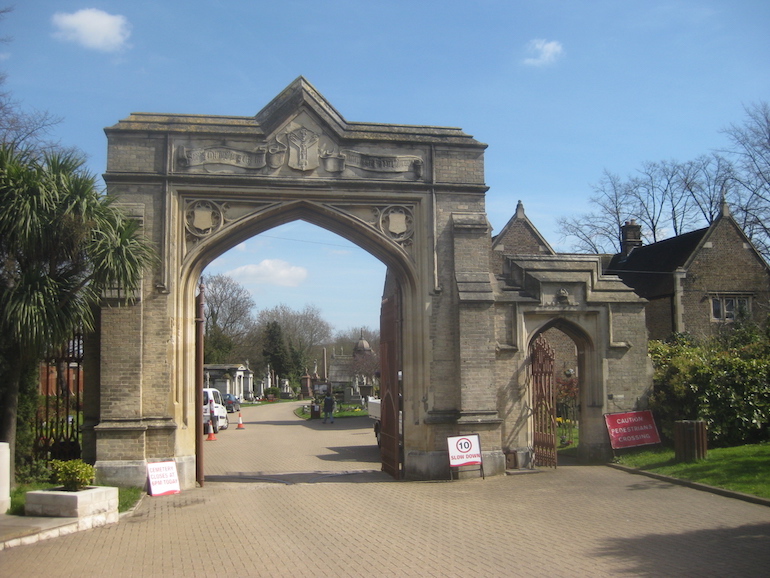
[147,461,181,496]
[447,434,483,467]
[604,410,661,449]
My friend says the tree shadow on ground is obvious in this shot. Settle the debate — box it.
[593,522,770,576]
[204,469,392,484]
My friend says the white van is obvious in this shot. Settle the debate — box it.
[203,388,229,433]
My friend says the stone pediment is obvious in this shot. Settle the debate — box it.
[171,77,431,181]
[106,76,485,185]
[254,76,348,139]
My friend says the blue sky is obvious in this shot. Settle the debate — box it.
[3,1,769,332]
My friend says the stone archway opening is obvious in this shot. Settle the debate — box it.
[529,319,592,465]
[186,207,412,479]
[196,220,386,481]
[196,219,389,479]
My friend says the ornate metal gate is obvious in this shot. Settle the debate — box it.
[379,291,402,478]
[531,334,557,467]
[35,332,84,462]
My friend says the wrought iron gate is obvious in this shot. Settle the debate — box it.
[35,332,84,462]
[379,291,402,478]
[531,334,557,468]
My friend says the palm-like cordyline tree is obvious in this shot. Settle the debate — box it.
[0,145,155,478]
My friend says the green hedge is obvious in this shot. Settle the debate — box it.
[649,326,770,446]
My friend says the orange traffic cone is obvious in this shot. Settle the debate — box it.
[236,412,245,429]
[206,419,217,441]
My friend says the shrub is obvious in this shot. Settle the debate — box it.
[50,459,95,491]
[264,387,280,399]
[15,458,52,485]
[649,324,770,446]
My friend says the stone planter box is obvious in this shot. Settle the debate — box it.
[25,486,119,529]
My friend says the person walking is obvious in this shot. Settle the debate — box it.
[322,392,335,423]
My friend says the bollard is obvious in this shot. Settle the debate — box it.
[674,420,707,462]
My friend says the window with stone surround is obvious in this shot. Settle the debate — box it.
[711,295,750,322]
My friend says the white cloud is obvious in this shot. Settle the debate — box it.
[52,9,131,52]
[228,259,307,287]
[523,39,564,66]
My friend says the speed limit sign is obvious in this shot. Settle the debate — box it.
[447,434,482,467]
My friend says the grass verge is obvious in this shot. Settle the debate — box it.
[614,442,770,499]
[294,403,368,420]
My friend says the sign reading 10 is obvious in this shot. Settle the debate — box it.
[455,437,473,453]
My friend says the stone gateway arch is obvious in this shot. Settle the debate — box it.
[88,78,652,488]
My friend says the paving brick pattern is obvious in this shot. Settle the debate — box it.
[1,401,769,576]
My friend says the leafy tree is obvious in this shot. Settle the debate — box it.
[262,321,290,378]
[201,273,256,363]
[203,325,235,364]
[648,324,770,446]
[287,338,305,383]
[257,304,332,376]
[0,146,155,478]
[259,304,331,358]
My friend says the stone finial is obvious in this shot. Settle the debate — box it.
[721,198,731,217]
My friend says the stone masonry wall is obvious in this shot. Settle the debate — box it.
[681,220,770,339]
[645,296,674,341]
[107,135,166,174]
[429,192,486,414]
[434,149,485,184]
[604,303,654,413]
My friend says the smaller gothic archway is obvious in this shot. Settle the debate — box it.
[528,318,594,466]
[498,252,653,466]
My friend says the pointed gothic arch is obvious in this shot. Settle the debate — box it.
[529,316,596,410]
[527,317,595,465]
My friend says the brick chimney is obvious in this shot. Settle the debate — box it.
[621,220,642,256]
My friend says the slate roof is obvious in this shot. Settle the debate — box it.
[605,227,710,299]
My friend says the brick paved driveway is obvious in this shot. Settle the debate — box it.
[1,400,769,577]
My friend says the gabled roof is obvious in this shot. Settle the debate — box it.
[492,200,555,256]
[605,202,770,299]
[607,227,709,274]
[605,228,708,298]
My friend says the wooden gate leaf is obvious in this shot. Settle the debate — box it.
[379,293,402,478]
